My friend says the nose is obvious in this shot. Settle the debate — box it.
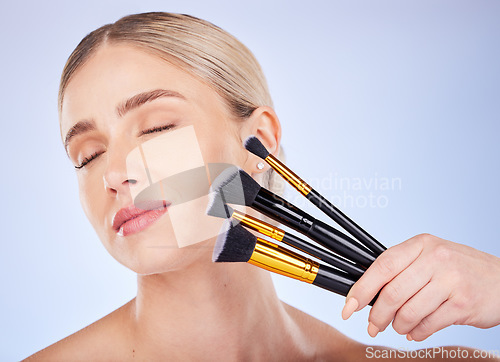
[103,143,147,199]
[103,165,138,197]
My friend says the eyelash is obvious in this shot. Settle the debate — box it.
[74,123,176,169]
[140,123,176,135]
[75,151,102,169]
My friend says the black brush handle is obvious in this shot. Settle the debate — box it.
[254,188,377,268]
[307,189,387,255]
[307,219,376,267]
[314,265,377,306]
[283,231,366,278]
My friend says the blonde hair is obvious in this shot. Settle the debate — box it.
[59,12,284,195]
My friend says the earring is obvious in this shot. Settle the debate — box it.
[257,162,265,170]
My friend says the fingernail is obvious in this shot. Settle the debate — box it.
[367,322,379,337]
[342,297,359,320]
[406,334,413,341]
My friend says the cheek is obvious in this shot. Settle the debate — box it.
[77,171,106,228]
[195,122,247,166]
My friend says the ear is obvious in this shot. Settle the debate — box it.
[241,106,282,174]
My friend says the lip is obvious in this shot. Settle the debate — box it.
[112,200,170,237]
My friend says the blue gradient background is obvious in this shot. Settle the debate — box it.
[1,1,499,360]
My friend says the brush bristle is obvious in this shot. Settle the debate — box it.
[244,135,270,159]
[212,220,257,262]
[206,196,234,219]
[209,167,260,208]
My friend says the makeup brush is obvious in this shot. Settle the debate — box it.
[208,203,365,278]
[213,220,376,303]
[244,136,386,256]
[208,167,377,268]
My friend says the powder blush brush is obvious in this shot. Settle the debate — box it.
[212,220,374,302]
[207,203,365,278]
[208,167,377,268]
[244,136,386,256]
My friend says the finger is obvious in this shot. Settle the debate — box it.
[392,280,450,335]
[368,255,433,334]
[407,300,457,341]
[345,235,424,313]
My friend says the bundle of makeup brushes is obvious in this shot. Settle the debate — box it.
[207,136,386,305]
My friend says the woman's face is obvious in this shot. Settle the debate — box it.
[60,44,249,274]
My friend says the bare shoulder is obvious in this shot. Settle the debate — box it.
[281,301,366,361]
[23,299,136,361]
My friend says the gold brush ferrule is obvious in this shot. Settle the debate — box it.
[248,238,319,283]
[231,210,285,242]
[265,155,312,196]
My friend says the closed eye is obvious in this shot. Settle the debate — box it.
[140,123,176,135]
[75,150,104,169]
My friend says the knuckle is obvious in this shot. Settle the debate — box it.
[398,303,420,324]
[416,233,433,244]
[418,316,433,335]
[433,244,452,261]
[382,282,401,305]
[450,294,468,311]
[376,256,397,277]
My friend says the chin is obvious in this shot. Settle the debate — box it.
[114,235,215,275]
[96,209,221,274]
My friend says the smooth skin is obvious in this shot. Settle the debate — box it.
[25,44,499,361]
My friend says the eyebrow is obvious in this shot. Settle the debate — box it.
[63,89,186,154]
[116,88,186,118]
[64,120,96,153]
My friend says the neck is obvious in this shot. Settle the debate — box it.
[130,258,310,359]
